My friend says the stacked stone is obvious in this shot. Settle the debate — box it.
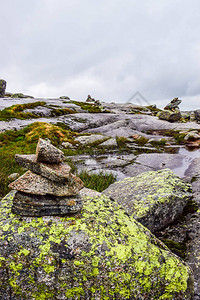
[9,138,84,216]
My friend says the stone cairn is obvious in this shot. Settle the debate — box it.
[9,138,84,216]
[164,97,182,111]
[0,79,6,98]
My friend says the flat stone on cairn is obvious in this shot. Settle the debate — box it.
[9,138,84,216]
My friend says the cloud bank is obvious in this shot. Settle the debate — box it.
[1,0,200,109]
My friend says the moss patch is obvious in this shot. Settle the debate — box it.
[0,102,46,121]
[71,101,102,113]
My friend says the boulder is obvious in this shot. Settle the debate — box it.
[103,169,192,232]
[157,109,182,122]
[0,191,194,299]
[36,138,65,163]
[0,79,6,97]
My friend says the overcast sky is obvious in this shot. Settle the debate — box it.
[1,0,200,110]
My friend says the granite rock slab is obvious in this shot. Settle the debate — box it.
[36,138,65,163]
[15,154,71,183]
[9,170,84,196]
[74,134,107,145]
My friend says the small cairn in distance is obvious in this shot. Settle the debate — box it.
[9,138,84,216]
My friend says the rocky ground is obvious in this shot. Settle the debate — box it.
[0,97,200,299]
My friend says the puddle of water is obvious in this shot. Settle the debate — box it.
[74,147,200,180]
[172,147,200,177]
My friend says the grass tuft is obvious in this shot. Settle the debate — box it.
[78,171,116,192]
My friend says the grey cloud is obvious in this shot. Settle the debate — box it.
[1,0,200,109]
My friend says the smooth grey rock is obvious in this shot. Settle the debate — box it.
[23,106,53,117]
[123,163,154,177]
[184,157,200,179]
[36,138,65,163]
[15,154,71,183]
[103,169,192,232]
[135,153,185,175]
[0,191,194,299]
[9,170,84,196]
[74,134,107,145]
[99,137,117,147]
[12,191,83,216]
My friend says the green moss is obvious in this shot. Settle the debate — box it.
[71,101,102,113]
[0,102,46,121]
[134,136,149,146]
[47,107,75,116]
[149,139,167,147]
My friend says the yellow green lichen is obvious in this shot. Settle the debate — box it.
[0,191,193,299]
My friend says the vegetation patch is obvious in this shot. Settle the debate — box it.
[46,106,75,116]
[71,101,102,113]
[78,170,116,192]
[0,102,46,121]
[0,122,79,198]
[134,136,149,146]
[149,139,167,147]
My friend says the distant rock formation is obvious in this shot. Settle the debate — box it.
[0,79,6,97]
[157,97,182,122]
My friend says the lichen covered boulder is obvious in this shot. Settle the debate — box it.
[157,109,182,122]
[103,169,192,232]
[0,191,193,299]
